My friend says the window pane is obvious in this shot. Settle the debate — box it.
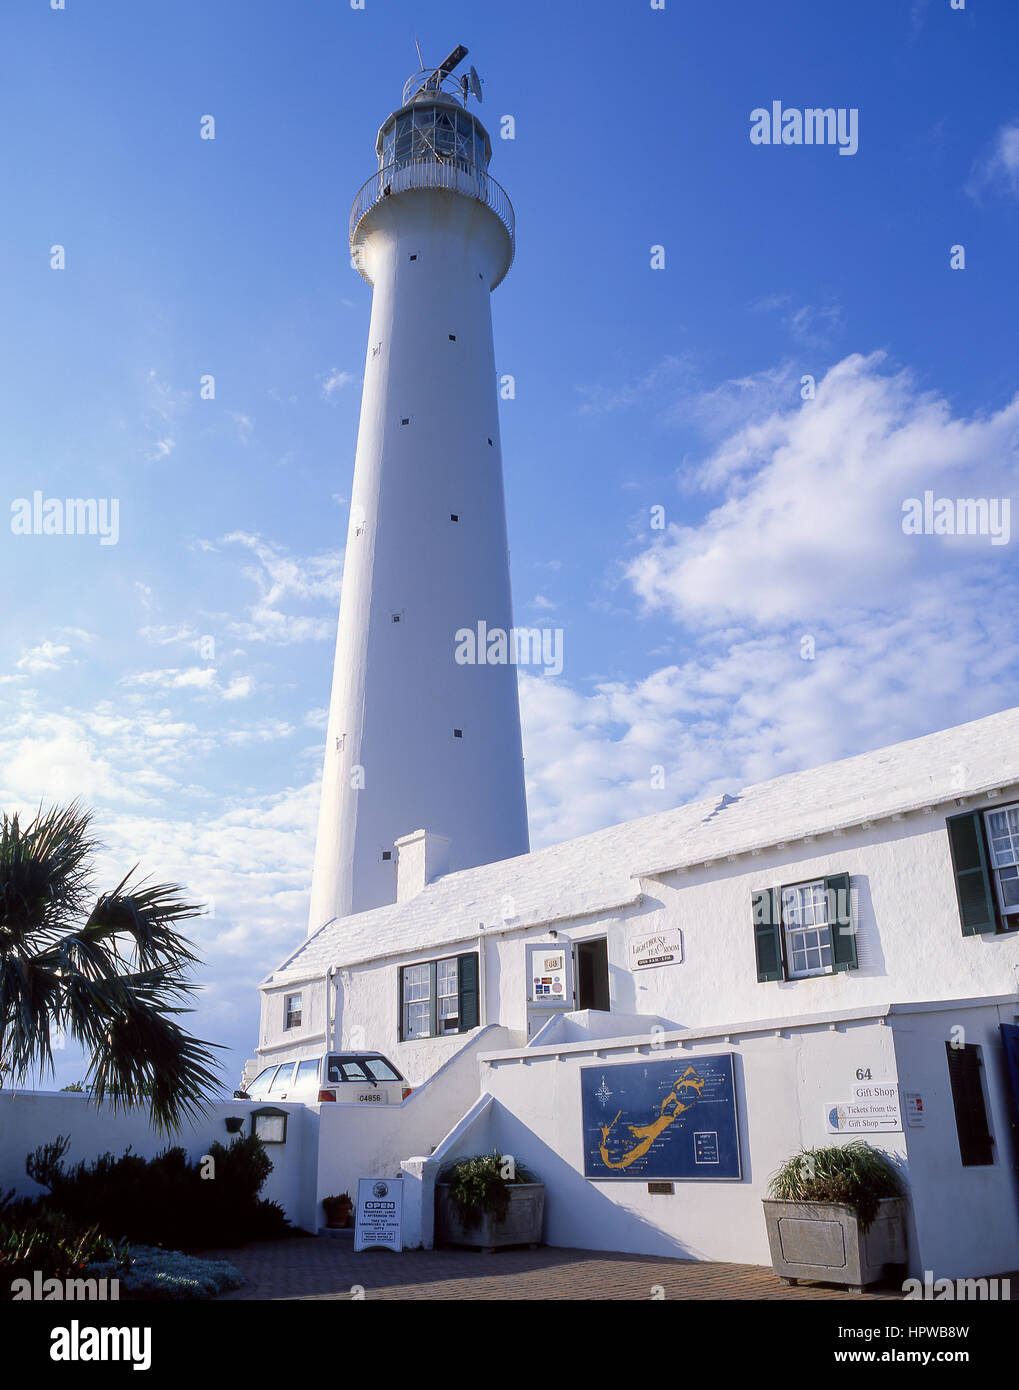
[269,1063,296,1093]
[247,1066,278,1098]
[292,1060,321,1096]
[363,1057,400,1081]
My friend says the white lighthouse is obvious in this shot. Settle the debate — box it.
[308,47,530,928]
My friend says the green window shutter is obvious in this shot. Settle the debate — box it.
[825,871,858,972]
[946,811,998,936]
[428,961,438,1038]
[397,965,405,1042]
[752,888,783,982]
[458,952,479,1032]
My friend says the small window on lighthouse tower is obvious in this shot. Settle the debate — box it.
[448,334,456,341]
[401,417,410,425]
[380,850,393,862]
[450,513,459,523]
[453,728,463,739]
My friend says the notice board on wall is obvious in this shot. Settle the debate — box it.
[581,1053,742,1181]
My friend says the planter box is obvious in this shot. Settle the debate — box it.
[762,1197,907,1292]
[436,1183,544,1252]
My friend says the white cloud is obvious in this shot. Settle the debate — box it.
[322,369,356,398]
[140,623,199,647]
[16,641,72,674]
[125,666,219,692]
[230,412,254,443]
[223,532,342,644]
[223,675,255,701]
[576,355,692,415]
[968,118,1019,200]
[626,352,1019,626]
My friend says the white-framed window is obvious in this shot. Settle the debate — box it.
[401,964,431,1041]
[284,993,302,1030]
[399,954,479,1040]
[984,805,1019,922]
[781,880,834,979]
[437,957,459,1034]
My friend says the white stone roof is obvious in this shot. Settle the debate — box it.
[266,704,1019,983]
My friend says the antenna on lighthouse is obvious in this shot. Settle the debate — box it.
[407,43,470,102]
[414,37,424,70]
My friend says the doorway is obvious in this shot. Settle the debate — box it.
[575,938,610,1012]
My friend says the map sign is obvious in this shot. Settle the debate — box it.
[581,1054,741,1181]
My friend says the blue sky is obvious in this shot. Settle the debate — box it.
[2,0,1017,1091]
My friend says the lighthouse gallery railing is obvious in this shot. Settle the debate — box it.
[349,157,515,254]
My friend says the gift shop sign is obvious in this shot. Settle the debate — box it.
[825,1083,902,1133]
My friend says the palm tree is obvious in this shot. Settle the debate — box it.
[0,802,222,1132]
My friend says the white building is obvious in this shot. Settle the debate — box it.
[250,52,1019,1279]
[254,706,1019,1276]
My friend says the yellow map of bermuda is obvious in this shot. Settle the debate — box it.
[598,1066,706,1170]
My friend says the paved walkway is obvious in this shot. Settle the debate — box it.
[209,1236,903,1300]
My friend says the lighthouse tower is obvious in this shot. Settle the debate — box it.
[308,47,530,928]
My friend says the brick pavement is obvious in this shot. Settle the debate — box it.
[208,1236,907,1300]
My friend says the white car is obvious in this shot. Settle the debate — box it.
[236,1052,412,1105]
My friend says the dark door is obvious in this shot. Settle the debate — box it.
[576,938,610,1012]
[1001,1023,1019,1163]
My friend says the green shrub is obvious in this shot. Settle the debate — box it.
[438,1151,538,1230]
[24,1132,289,1250]
[767,1141,905,1231]
[0,1207,125,1297]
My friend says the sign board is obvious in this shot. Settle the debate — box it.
[825,1082,902,1133]
[627,928,683,971]
[529,947,568,1003]
[581,1053,741,1181]
[353,1177,403,1252]
[903,1091,926,1127]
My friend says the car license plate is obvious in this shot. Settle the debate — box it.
[357,1091,385,1103]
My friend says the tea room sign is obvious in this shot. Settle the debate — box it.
[627,928,683,971]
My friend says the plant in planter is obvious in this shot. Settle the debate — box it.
[321,1193,353,1229]
[436,1152,543,1253]
[763,1141,907,1291]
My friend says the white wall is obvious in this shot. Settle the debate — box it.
[399,1000,1019,1278]
[461,1012,908,1266]
[0,1092,315,1230]
[890,1000,1019,1278]
[312,1024,513,1219]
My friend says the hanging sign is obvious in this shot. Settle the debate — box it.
[627,928,683,971]
[353,1177,403,1252]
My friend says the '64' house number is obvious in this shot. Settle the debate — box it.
[855,1068,872,1081]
